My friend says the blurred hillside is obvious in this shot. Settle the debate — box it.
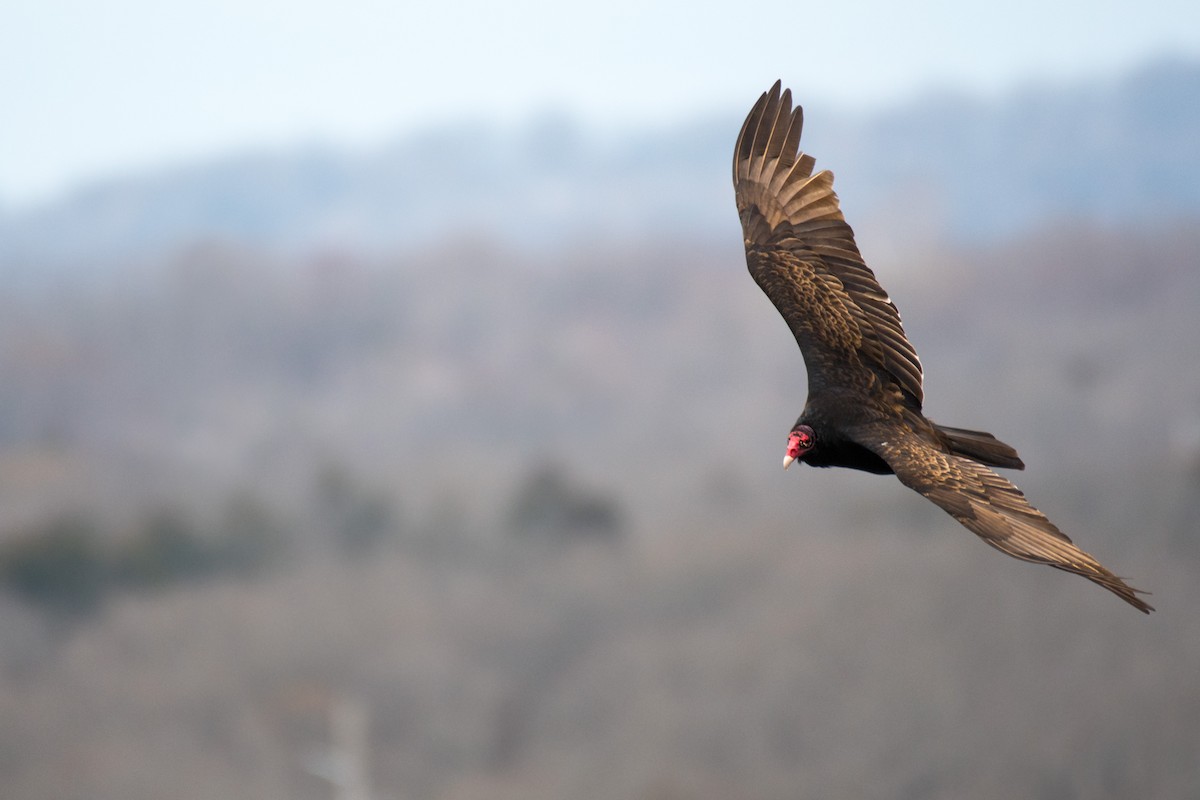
[1,59,1199,799]
[2,58,1199,272]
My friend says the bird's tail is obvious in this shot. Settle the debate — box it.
[935,424,1025,470]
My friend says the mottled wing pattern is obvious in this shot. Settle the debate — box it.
[733,81,923,409]
[869,428,1154,613]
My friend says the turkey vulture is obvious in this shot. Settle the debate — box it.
[734,81,1153,613]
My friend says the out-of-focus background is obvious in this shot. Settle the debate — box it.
[3,2,1200,798]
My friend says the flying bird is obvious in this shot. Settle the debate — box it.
[734,81,1152,613]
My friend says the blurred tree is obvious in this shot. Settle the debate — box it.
[0,494,290,618]
[314,464,398,557]
[213,493,286,574]
[116,508,212,589]
[507,462,624,540]
[0,515,109,616]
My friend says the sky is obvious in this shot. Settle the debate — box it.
[2,0,1199,210]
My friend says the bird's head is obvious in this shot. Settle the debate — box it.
[783,425,816,469]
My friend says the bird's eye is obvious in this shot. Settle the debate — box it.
[795,428,814,448]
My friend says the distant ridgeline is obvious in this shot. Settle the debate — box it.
[1,58,1198,273]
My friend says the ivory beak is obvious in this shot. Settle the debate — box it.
[783,454,795,470]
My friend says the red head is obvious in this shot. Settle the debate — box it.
[783,425,815,469]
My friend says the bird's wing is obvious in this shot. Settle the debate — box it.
[866,427,1153,613]
[734,81,923,409]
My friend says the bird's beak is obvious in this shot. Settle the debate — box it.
[783,431,803,470]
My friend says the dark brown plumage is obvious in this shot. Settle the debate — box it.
[734,81,1153,613]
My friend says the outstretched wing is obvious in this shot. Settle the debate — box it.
[734,81,923,409]
[870,428,1153,613]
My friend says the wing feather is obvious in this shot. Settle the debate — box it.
[734,81,923,408]
[870,429,1154,613]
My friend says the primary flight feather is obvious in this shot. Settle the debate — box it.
[734,81,1152,613]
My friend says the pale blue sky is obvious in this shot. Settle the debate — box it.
[2,0,1198,209]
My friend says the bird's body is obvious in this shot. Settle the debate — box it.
[735,81,1152,613]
